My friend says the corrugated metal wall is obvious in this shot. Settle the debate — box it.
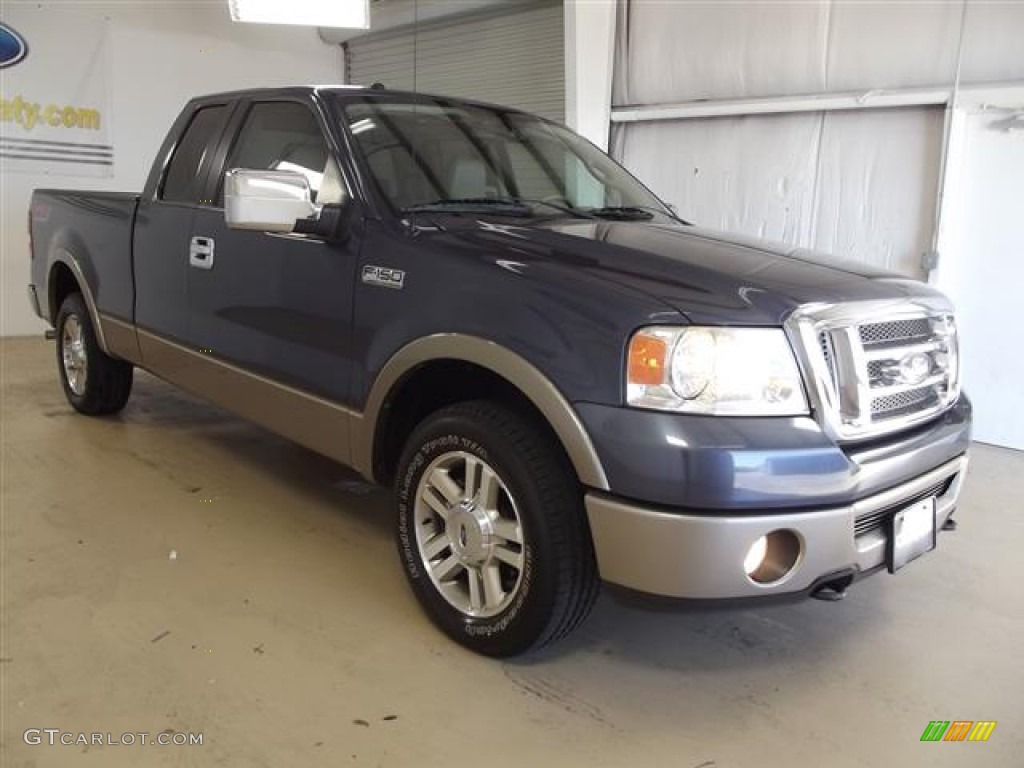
[345,1,564,122]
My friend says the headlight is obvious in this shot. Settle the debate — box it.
[626,326,809,415]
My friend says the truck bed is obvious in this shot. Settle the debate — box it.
[30,189,140,325]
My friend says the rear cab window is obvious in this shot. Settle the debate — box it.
[160,105,228,203]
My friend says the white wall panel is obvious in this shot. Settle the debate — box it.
[610,0,1024,279]
[615,114,821,246]
[960,1,1024,83]
[937,111,1024,449]
[811,107,942,275]
[616,0,1024,107]
[565,0,616,149]
[616,106,941,277]
[824,2,962,91]
[616,1,828,105]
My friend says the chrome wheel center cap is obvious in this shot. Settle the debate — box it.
[449,502,493,564]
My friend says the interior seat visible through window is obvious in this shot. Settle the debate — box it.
[222,101,345,205]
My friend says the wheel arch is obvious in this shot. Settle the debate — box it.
[46,249,110,354]
[356,334,609,492]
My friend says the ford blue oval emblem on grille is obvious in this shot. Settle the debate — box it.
[898,352,932,386]
[0,24,28,69]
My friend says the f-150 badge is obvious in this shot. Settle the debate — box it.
[362,265,405,290]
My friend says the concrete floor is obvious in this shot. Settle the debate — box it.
[1,336,1021,768]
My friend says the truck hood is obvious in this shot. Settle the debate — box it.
[432,217,946,325]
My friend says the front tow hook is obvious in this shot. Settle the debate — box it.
[811,574,854,602]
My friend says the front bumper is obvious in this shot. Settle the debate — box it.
[585,454,967,599]
[575,397,971,510]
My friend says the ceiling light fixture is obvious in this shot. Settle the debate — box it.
[228,0,369,29]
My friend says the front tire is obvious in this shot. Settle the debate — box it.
[395,400,598,657]
[56,293,133,415]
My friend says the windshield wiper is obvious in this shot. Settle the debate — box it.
[586,206,656,221]
[515,197,596,219]
[402,197,595,219]
[403,198,533,216]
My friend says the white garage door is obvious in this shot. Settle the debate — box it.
[345,1,564,122]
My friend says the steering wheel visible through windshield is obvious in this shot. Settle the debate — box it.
[338,95,678,223]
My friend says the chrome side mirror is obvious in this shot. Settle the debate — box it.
[224,168,319,232]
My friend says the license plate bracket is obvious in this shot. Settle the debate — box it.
[887,496,937,573]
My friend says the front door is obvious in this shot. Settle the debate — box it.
[185,99,360,462]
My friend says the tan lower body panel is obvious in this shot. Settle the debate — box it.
[99,314,143,363]
[134,327,356,467]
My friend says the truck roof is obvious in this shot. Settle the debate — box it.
[188,84,534,117]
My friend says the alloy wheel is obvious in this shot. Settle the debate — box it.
[413,451,525,618]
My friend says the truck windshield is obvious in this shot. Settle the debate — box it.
[340,96,678,223]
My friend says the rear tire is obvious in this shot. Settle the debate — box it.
[395,400,599,657]
[56,293,133,415]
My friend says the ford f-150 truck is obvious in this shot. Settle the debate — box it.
[28,86,971,657]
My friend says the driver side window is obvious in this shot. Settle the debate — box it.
[221,101,345,205]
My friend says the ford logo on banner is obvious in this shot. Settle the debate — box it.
[0,23,28,68]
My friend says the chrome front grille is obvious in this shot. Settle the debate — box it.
[858,318,932,347]
[853,473,958,536]
[871,385,938,419]
[788,300,961,441]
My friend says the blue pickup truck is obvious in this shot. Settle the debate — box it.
[28,86,970,656]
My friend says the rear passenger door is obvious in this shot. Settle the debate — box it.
[133,103,231,348]
[186,98,359,407]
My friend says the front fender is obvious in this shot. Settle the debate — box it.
[354,334,610,490]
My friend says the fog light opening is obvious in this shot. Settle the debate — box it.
[745,529,801,585]
[743,536,768,576]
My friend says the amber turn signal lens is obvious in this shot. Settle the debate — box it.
[628,334,668,386]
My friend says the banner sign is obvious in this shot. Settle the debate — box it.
[0,8,113,177]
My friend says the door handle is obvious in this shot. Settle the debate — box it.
[189,236,215,270]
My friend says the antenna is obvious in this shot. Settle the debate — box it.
[412,0,418,93]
